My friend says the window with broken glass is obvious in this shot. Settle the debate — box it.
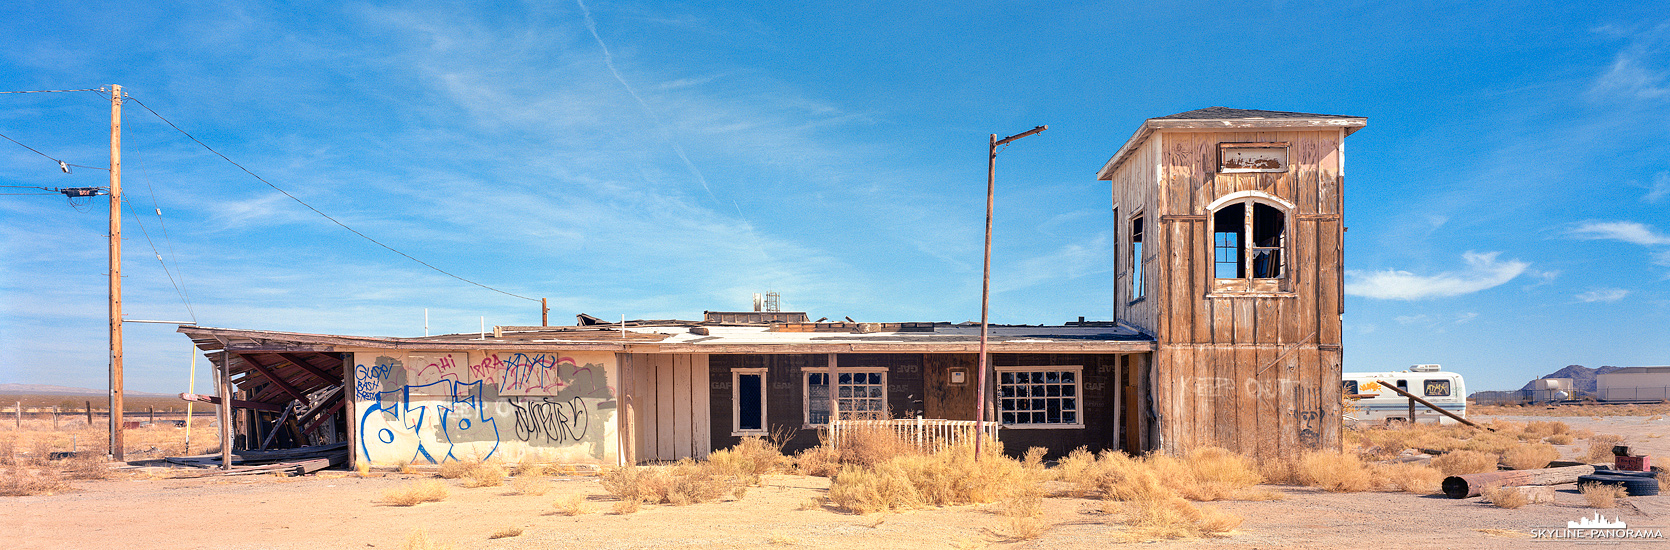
[997,366,1083,428]
[1212,198,1287,292]
[805,370,887,425]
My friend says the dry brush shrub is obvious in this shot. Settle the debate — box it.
[401,529,453,550]
[488,526,523,539]
[1060,447,1274,501]
[0,465,70,496]
[706,437,789,485]
[383,480,449,506]
[1546,433,1575,445]
[1481,484,1528,509]
[834,425,922,468]
[1372,462,1444,494]
[1296,451,1373,492]
[1502,443,1559,470]
[554,493,593,516]
[1584,434,1625,463]
[1432,450,1498,476]
[1581,482,1627,508]
[827,442,1037,514]
[1524,421,1570,439]
[1118,496,1242,541]
[792,445,840,477]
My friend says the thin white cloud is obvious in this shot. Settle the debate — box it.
[1588,21,1670,101]
[1345,251,1529,300]
[1569,221,1670,246]
[1647,171,1670,203]
[1576,288,1630,303]
[1454,312,1478,324]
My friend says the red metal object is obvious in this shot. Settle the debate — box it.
[1616,455,1651,472]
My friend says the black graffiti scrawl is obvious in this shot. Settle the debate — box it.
[1295,384,1320,449]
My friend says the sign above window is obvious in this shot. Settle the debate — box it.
[1219,142,1289,173]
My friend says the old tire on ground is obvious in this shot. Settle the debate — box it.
[1578,474,1661,496]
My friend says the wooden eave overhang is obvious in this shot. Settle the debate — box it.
[1095,115,1368,181]
[178,325,1157,355]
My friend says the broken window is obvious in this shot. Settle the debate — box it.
[1212,199,1286,286]
[1130,214,1145,301]
[805,370,887,425]
[1424,379,1451,397]
[732,368,767,436]
[997,367,1083,427]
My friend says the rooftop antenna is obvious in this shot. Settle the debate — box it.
[764,291,780,312]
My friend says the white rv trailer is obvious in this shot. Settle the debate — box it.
[1342,364,1467,425]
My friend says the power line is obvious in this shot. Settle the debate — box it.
[0,88,102,94]
[133,148,196,323]
[0,130,106,172]
[124,95,540,303]
[123,198,197,324]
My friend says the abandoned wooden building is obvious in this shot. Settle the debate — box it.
[176,106,1364,468]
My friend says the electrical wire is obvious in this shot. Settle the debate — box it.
[0,131,107,171]
[134,148,196,323]
[124,95,540,303]
[0,89,102,94]
[123,198,197,323]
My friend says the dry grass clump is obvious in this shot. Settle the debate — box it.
[382,480,449,506]
[1481,484,1528,509]
[0,465,71,496]
[792,444,841,477]
[510,476,550,496]
[1374,462,1444,494]
[1523,421,1569,438]
[600,457,753,508]
[400,529,452,550]
[1584,434,1625,462]
[1546,433,1574,445]
[833,426,923,468]
[996,483,1047,541]
[1581,482,1627,508]
[1296,451,1373,492]
[1057,447,1275,501]
[826,441,1036,514]
[488,526,522,539]
[1116,496,1242,541]
[1501,443,1559,470]
[706,437,789,484]
[1432,450,1498,476]
[554,493,593,516]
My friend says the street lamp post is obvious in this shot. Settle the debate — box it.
[976,125,1046,460]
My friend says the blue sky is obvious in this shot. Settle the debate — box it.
[1,1,1666,394]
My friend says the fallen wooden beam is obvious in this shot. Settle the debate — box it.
[1441,464,1597,499]
[1369,381,1490,430]
[178,393,285,412]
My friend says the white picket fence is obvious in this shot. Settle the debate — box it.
[827,417,1001,453]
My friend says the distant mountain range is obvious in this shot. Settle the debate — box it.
[0,383,173,397]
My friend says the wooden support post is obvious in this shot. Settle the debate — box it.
[13,400,19,428]
[219,351,234,470]
[826,353,839,447]
[108,83,124,461]
[86,401,92,425]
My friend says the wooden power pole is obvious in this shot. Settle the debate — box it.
[108,84,124,460]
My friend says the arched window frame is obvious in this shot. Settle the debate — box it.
[1206,191,1293,294]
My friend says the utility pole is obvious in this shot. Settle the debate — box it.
[108,84,124,460]
[975,125,1045,461]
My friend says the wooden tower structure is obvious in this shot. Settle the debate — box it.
[1098,107,1366,457]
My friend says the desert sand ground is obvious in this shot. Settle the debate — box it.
[6,413,1670,550]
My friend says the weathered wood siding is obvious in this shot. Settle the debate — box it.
[1112,129,1345,458]
[628,353,710,462]
[1110,137,1162,334]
